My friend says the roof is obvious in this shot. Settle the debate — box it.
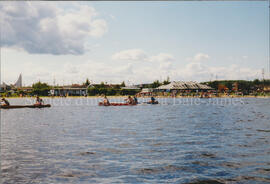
[141,88,154,92]
[53,87,87,90]
[0,82,9,88]
[121,86,140,90]
[55,84,87,89]
[156,81,213,90]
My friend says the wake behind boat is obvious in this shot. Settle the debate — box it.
[0,104,51,109]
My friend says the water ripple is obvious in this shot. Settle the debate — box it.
[1,97,270,183]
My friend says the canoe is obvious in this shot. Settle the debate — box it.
[0,104,51,109]
[99,102,137,106]
[146,101,159,104]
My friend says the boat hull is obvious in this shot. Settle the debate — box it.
[146,101,159,104]
[99,102,136,106]
[0,104,51,109]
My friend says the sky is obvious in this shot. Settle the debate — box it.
[0,1,269,86]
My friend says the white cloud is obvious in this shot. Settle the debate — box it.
[0,2,107,55]
[110,49,176,83]
[112,49,175,63]
[64,63,79,74]
[175,62,260,82]
[159,61,172,70]
[112,49,147,61]
[149,53,174,63]
[16,60,261,85]
[2,45,261,85]
[187,53,210,62]
[109,14,116,20]
[109,49,260,83]
[148,53,174,72]
[194,53,209,61]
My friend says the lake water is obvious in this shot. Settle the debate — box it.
[1,97,270,184]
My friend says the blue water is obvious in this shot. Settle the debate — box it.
[1,97,270,184]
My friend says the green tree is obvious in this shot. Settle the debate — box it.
[84,78,90,86]
[151,80,161,88]
[88,87,99,96]
[120,81,126,87]
[253,79,260,86]
[32,81,51,96]
[100,82,105,88]
[163,76,170,85]
[115,84,121,89]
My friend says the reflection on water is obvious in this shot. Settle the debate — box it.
[1,98,270,184]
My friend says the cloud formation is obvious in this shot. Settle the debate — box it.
[106,49,261,83]
[0,2,107,55]
[149,53,174,62]
[112,49,175,64]
[112,49,147,61]
[2,47,261,85]
[10,58,260,86]
[187,53,210,62]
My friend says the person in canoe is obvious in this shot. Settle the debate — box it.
[103,95,110,105]
[133,95,138,105]
[148,96,158,104]
[35,96,44,105]
[125,96,135,104]
[1,98,10,106]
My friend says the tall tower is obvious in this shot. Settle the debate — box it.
[14,74,22,88]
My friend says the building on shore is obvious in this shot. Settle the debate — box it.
[1,74,23,93]
[0,82,11,92]
[156,81,213,93]
[138,88,154,96]
[121,86,141,90]
[264,86,270,92]
[50,84,87,96]
[14,74,22,88]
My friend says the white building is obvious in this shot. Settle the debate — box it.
[156,81,213,91]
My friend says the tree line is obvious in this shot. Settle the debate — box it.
[202,79,270,92]
[3,78,167,96]
[2,78,268,97]
[28,78,170,96]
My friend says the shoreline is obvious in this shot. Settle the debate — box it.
[4,95,270,99]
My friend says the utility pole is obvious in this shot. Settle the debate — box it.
[262,68,265,92]
[269,0,270,79]
[0,16,2,89]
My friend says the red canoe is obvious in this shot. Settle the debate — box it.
[98,102,136,106]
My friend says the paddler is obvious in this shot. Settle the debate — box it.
[35,96,44,105]
[133,95,138,105]
[103,95,110,105]
[150,96,156,104]
[125,96,134,104]
[1,98,10,106]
